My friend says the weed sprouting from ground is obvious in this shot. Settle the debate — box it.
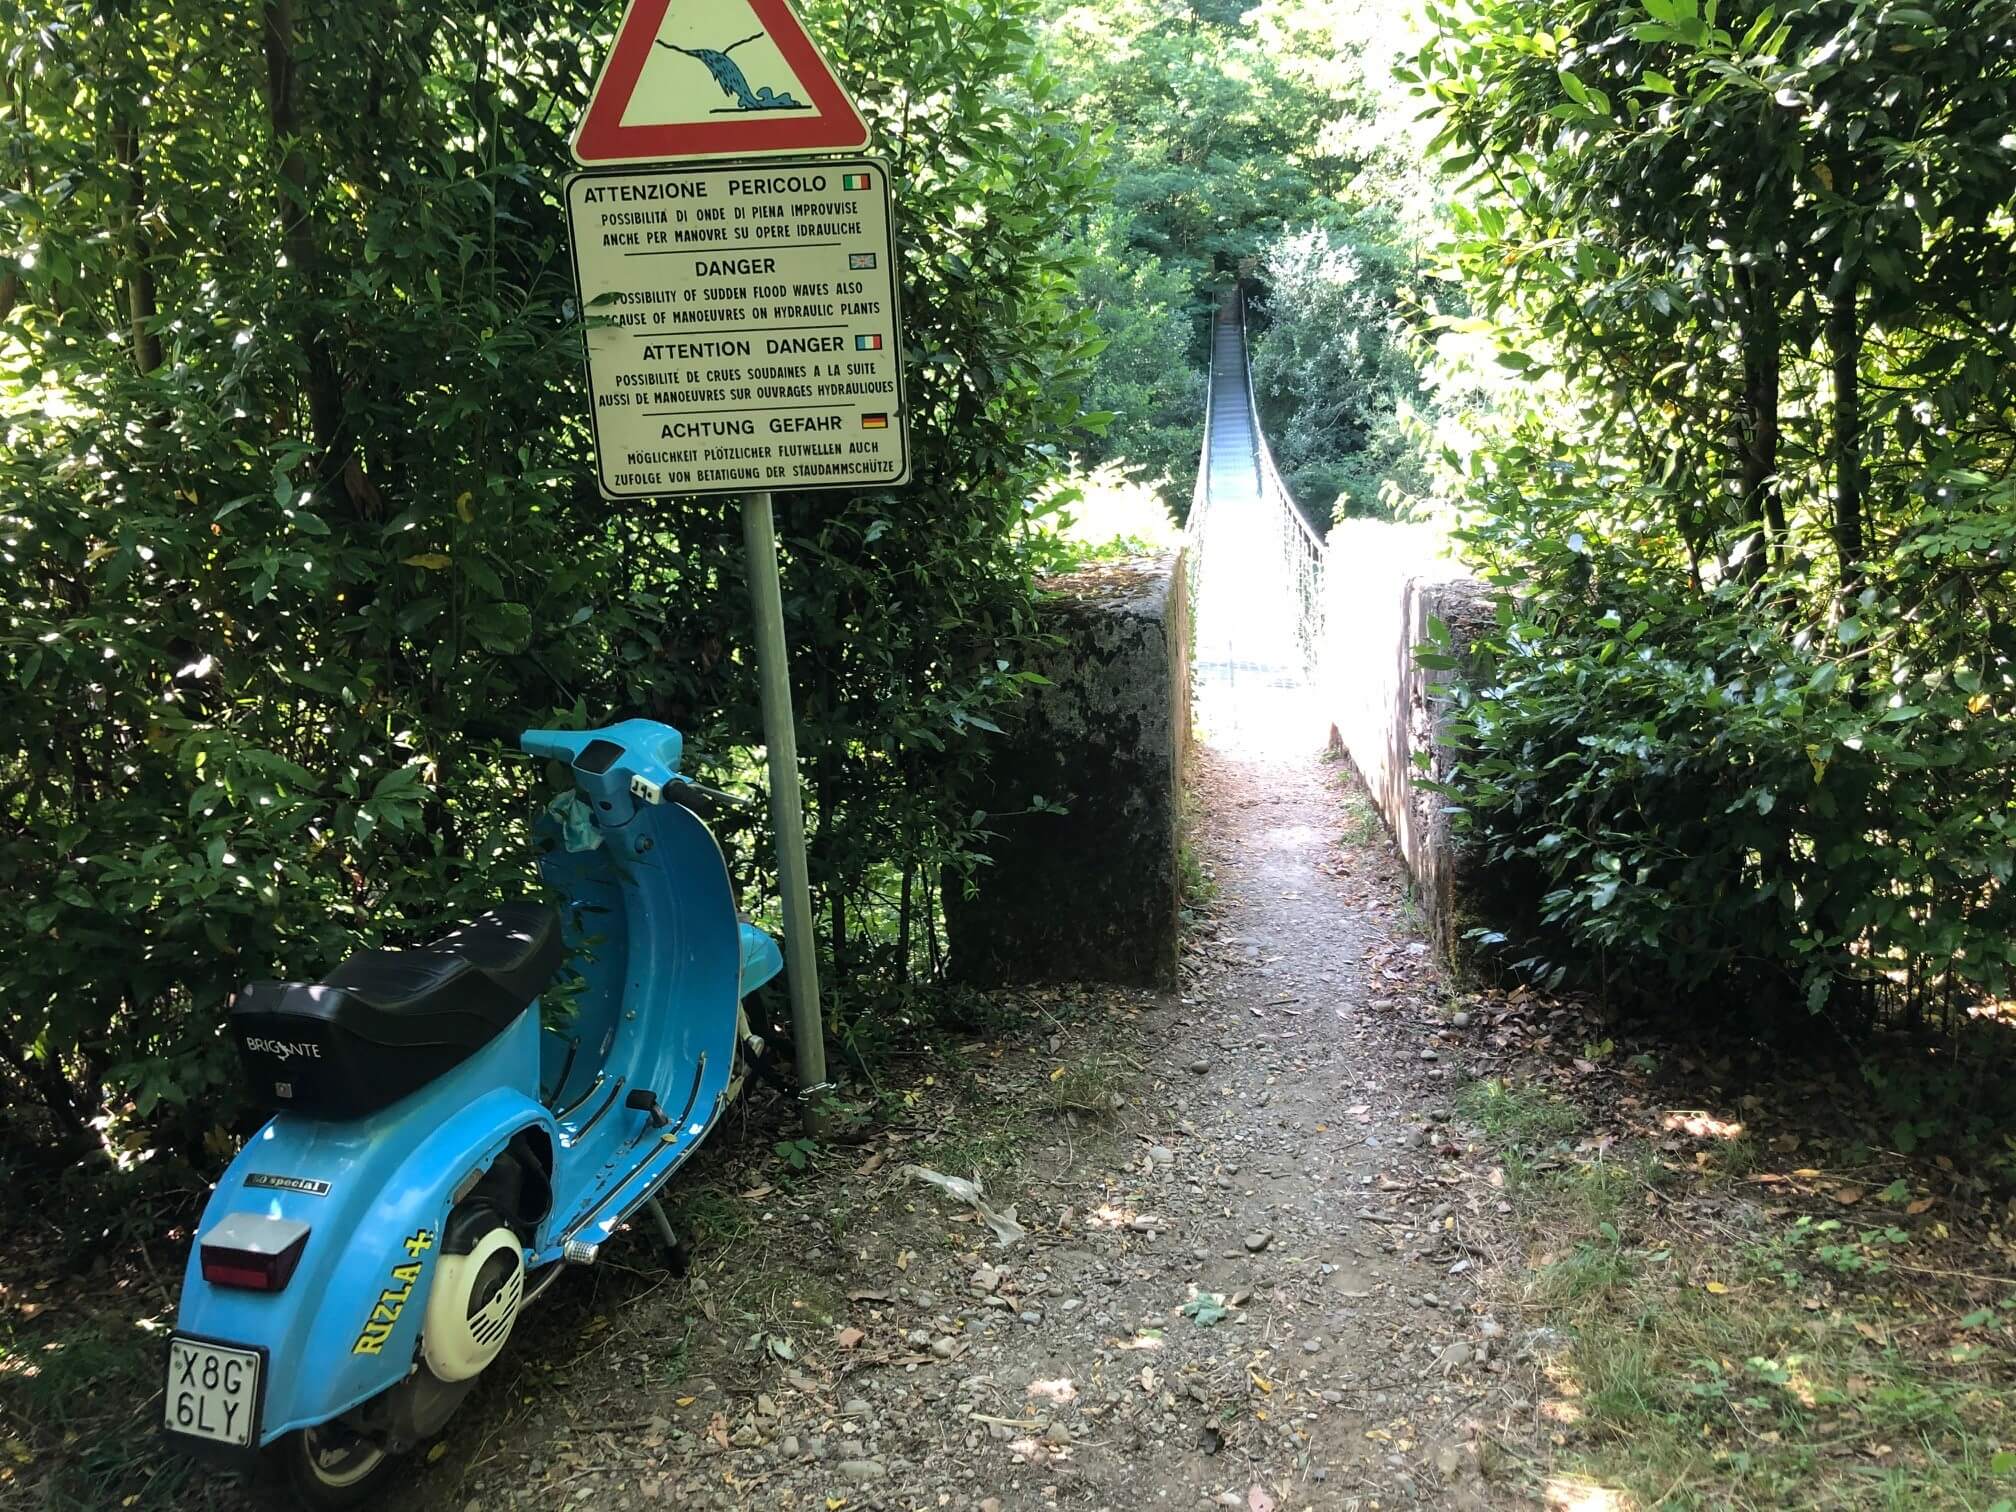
[1179,841,1218,909]
[1458,1076,1582,1149]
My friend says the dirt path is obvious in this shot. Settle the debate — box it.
[389,744,1521,1511]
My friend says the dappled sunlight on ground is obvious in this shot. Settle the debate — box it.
[1544,1477,1632,1511]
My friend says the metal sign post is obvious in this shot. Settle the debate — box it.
[566,0,902,1136]
[739,491,829,1134]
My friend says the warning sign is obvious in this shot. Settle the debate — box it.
[566,158,910,499]
[573,0,871,166]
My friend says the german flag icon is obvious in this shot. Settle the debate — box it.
[860,413,889,430]
[855,334,883,351]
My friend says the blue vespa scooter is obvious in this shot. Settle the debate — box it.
[163,719,784,1505]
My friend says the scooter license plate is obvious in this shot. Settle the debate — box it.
[164,1336,262,1447]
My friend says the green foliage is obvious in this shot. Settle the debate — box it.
[1038,0,1431,509]
[1070,211,1208,503]
[772,1137,819,1172]
[1250,220,1433,523]
[0,0,1104,1159]
[1409,0,2016,1025]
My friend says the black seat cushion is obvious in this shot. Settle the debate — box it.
[231,902,564,1119]
[323,902,564,1039]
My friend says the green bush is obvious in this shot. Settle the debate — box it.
[1410,0,2016,1045]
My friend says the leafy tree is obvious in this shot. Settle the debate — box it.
[0,0,1103,1158]
[1250,219,1431,521]
[1409,0,2016,1022]
[1036,0,1430,509]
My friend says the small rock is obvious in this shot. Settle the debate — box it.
[1189,1059,1211,1075]
[1130,1216,1160,1234]
[842,1398,872,1419]
[982,1501,1003,1512]
[1451,1011,1472,1029]
[1148,1145,1175,1165]
[1430,1341,1473,1375]
[972,1265,1003,1294]
[730,1424,761,1448]
[806,1436,829,1460]
[1243,1231,1274,1254]
[906,1328,931,1348]
[781,1435,802,1458]
[1321,1389,1345,1405]
[931,1337,956,1360]
[837,1460,888,1482]
[755,1393,778,1419]
[1044,1421,1072,1447]
[1301,1338,1321,1355]
[1434,1444,1465,1478]
[1019,1309,1043,1326]
[1419,1048,1439,1062]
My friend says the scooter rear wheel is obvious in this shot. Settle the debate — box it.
[268,1421,391,1509]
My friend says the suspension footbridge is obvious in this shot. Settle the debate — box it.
[1188,290,1328,755]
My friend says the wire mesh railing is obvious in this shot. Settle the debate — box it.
[1233,293,1326,683]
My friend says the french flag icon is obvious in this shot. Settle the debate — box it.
[855,334,883,351]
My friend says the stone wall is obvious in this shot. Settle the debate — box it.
[945,551,1189,989]
[1320,522,1492,955]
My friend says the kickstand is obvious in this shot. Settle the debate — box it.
[644,1197,690,1278]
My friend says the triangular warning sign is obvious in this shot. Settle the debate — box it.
[573,0,871,166]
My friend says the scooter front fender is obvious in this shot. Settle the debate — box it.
[176,1064,553,1448]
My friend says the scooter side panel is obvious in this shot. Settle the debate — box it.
[175,1013,555,1448]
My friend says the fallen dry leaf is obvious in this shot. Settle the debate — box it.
[836,1326,865,1350]
[1833,1186,1865,1205]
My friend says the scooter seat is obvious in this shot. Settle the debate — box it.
[231,903,564,1119]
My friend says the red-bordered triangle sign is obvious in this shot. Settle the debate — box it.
[573,0,870,166]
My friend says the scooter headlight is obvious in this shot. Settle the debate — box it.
[199,1213,310,1293]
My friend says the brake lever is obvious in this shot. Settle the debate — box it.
[676,780,755,811]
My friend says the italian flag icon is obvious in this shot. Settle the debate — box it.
[841,171,873,190]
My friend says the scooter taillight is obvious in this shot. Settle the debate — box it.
[198,1213,310,1293]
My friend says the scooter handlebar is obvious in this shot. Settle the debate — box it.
[675,780,754,812]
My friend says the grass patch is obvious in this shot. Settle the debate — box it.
[1461,1071,2016,1503]
[1486,1141,2016,1506]
[1534,1233,2016,1508]
[1459,1075,1583,1149]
